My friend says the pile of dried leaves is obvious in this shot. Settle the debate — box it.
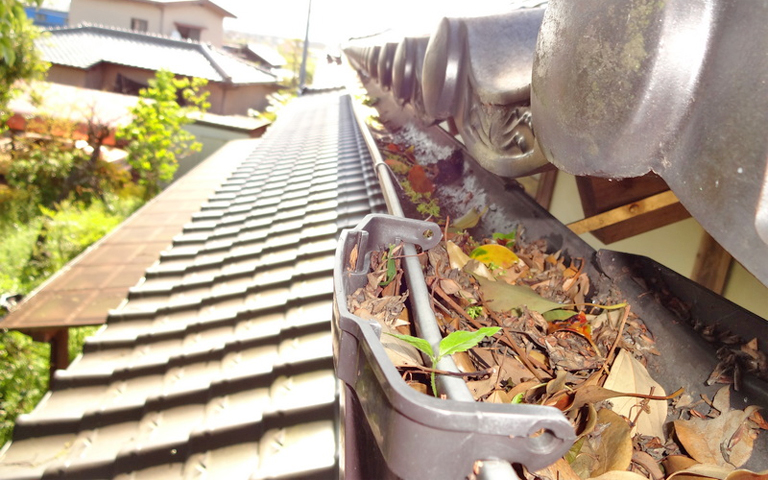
[346,230,768,480]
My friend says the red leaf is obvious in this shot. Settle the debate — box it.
[408,164,435,194]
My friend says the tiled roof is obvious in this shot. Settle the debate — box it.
[245,44,287,68]
[0,91,386,479]
[36,24,278,85]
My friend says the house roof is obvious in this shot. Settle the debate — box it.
[245,43,287,68]
[0,91,386,479]
[37,24,277,85]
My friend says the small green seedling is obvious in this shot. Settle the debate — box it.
[386,327,500,397]
[466,305,484,319]
[379,244,397,286]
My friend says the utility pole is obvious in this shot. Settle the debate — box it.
[298,0,312,92]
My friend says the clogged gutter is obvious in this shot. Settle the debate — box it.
[348,109,768,479]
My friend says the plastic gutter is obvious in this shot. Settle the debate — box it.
[338,90,575,479]
[349,90,472,400]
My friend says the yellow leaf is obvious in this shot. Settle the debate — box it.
[470,244,519,269]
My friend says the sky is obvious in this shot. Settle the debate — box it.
[215,0,537,47]
[41,0,538,47]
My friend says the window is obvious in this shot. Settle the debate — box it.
[175,24,201,42]
[130,18,148,32]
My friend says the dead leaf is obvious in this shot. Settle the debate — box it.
[406,380,428,395]
[589,408,634,477]
[467,377,495,400]
[450,206,487,231]
[408,164,435,194]
[666,463,768,479]
[674,387,763,468]
[532,457,582,480]
[464,259,496,282]
[588,472,650,480]
[662,455,699,476]
[603,349,668,440]
[572,402,599,438]
[348,243,359,271]
[725,469,768,480]
[452,351,475,373]
[385,158,411,175]
[476,276,562,314]
[446,240,470,270]
[486,389,512,404]
[507,380,542,403]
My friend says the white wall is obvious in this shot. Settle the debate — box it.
[547,171,768,319]
[68,0,226,46]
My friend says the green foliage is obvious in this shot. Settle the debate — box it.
[0,0,49,133]
[279,39,315,89]
[401,179,442,219]
[117,69,210,200]
[466,305,484,319]
[0,213,43,294]
[0,194,142,296]
[492,230,517,245]
[0,324,102,446]
[379,244,397,287]
[387,327,500,396]
[0,329,48,446]
[1,117,132,211]
[0,194,139,446]
[254,88,295,123]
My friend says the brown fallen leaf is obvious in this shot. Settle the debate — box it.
[407,164,435,194]
[486,389,512,404]
[662,454,699,476]
[531,457,582,480]
[674,387,763,468]
[571,408,633,478]
[476,276,563,314]
[348,243,359,271]
[446,240,470,270]
[588,471,649,480]
[590,408,634,477]
[666,463,768,479]
[603,348,668,440]
[565,383,680,414]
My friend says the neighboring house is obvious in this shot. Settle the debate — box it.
[240,43,287,72]
[36,24,281,116]
[224,42,293,83]
[24,6,68,28]
[68,0,234,47]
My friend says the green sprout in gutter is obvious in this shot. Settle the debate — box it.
[466,305,484,319]
[386,327,500,397]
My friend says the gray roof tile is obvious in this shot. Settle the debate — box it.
[37,24,277,85]
[0,91,386,479]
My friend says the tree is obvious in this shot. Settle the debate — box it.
[1,0,49,133]
[116,70,210,199]
[280,38,315,89]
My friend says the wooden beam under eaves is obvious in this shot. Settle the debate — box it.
[567,190,680,235]
[691,231,733,294]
